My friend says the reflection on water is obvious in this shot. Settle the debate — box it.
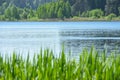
[0,22,120,59]
[59,29,120,59]
[0,24,60,59]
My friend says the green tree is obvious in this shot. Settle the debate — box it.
[65,1,71,18]
[11,5,19,19]
[105,0,120,15]
[57,7,64,19]
[27,9,34,18]
[4,7,11,20]
[20,8,28,19]
[0,2,8,15]
[48,3,55,18]
[1,0,120,20]
[37,5,47,19]
[118,7,120,15]
[81,11,89,17]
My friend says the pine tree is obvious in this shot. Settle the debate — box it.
[57,7,64,19]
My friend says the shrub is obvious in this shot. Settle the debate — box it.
[88,9,104,18]
[106,13,116,20]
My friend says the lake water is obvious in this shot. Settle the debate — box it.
[0,22,120,59]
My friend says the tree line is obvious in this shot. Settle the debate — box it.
[0,0,120,20]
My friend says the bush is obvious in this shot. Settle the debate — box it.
[88,9,104,18]
[0,15,5,20]
[81,11,89,17]
[106,13,116,20]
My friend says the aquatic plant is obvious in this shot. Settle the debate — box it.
[0,47,120,80]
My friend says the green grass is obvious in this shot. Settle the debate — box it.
[0,47,120,80]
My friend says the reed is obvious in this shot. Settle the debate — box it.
[0,47,120,80]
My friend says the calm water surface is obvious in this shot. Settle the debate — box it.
[0,22,120,59]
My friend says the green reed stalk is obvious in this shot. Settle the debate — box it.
[0,47,120,80]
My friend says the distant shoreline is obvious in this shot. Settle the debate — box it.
[0,17,120,22]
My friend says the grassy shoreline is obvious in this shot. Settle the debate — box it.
[0,48,120,79]
[1,17,120,22]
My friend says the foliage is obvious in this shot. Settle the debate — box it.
[4,5,19,20]
[81,11,89,17]
[105,0,120,15]
[0,0,120,20]
[89,9,104,18]
[37,1,71,19]
[0,0,55,9]
[0,48,120,79]
[106,13,117,20]
[118,7,120,15]
[57,7,64,19]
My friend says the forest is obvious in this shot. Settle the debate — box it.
[0,0,120,20]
